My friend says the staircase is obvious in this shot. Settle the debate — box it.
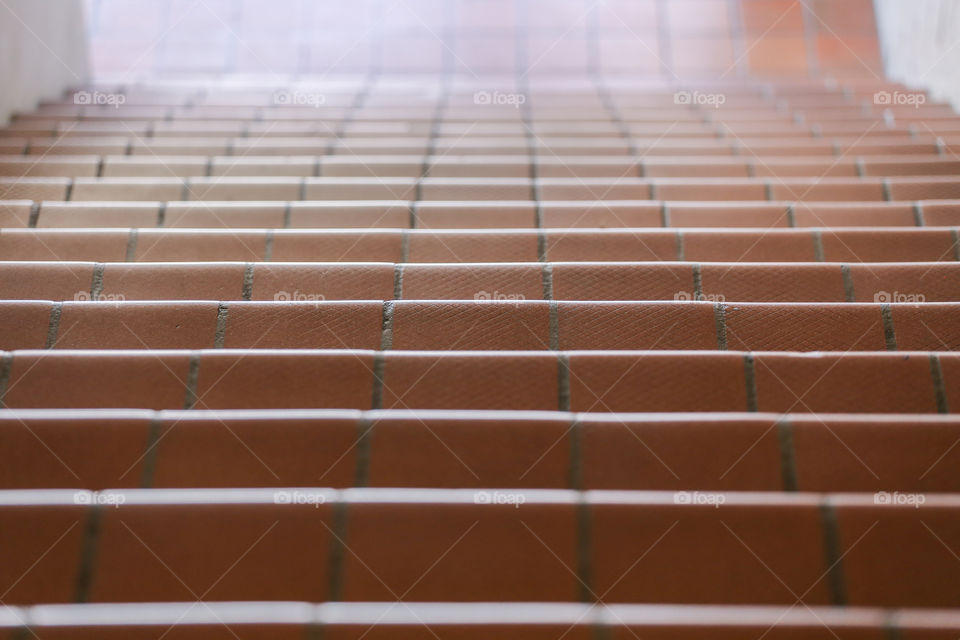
[1,0,959,637]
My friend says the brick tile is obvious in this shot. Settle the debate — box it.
[4,352,192,409]
[151,414,357,487]
[341,499,578,601]
[366,414,570,488]
[0,414,149,489]
[55,301,219,349]
[753,353,938,413]
[101,263,246,300]
[193,351,375,409]
[558,302,718,349]
[391,301,551,350]
[250,264,395,301]
[380,353,558,410]
[568,352,748,412]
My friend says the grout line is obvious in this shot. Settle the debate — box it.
[182,352,201,410]
[44,302,63,349]
[567,416,581,491]
[73,504,102,604]
[854,157,865,178]
[557,353,571,412]
[0,353,13,406]
[691,263,703,300]
[263,229,274,262]
[548,300,560,351]
[929,353,950,414]
[953,228,960,262]
[786,203,796,228]
[884,614,903,640]
[90,263,105,301]
[139,415,163,489]
[840,264,855,302]
[575,495,593,603]
[282,202,292,229]
[327,499,349,602]
[299,177,307,202]
[674,231,684,261]
[660,202,670,228]
[392,264,404,300]
[775,417,799,492]
[541,263,554,301]
[370,353,387,411]
[408,201,419,230]
[241,263,255,301]
[743,353,758,412]
[713,302,727,351]
[27,201,41,228]
[400,229,410,264]
[379,301,395,351]
[880,304,897,352]
[912,202,925,227]
[179,179,190,202]
[214,303,229,349]
[353,417,374,489]
[811,229,824,262]
[763,181,773,201]
[819,499,848,606]
[64,179,74,202]
[881,178,892,202]
[156,202,167,227]
[124,228,139,262]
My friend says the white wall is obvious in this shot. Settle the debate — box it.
[875,0,960,108]
[0,0,89,124]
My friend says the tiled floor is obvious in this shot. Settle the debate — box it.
[2,0,960,637]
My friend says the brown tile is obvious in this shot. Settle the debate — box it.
[753,353,939,413]
[55,301,219,349]
[580,416,783,490]
[4,352,192,409]
[0,501,88,603]
[91,498,336,601]
[569,352,748,412]
[250,264,395,301]
[415,202,536,229]
[553,263,694,301]
[101,263,246,300]
[545,229,677,261]
[558,302,718,350]
[0,263,95,300]
[134,230,267,261]
[0,301,55,350]
[591,498,830,604]
[381,352,558,410]
[271,230,403,262]
[408,230,539,262]
[700,264,848,302]
[0,230,128,261]
[151,414,357,487]
[0,414,149,489]
[367,415,570,488]
[223,301,382,349]
[391,301,550,350]
[400,264,544,300]
[724,303,887,351]
[342,500,578,601]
